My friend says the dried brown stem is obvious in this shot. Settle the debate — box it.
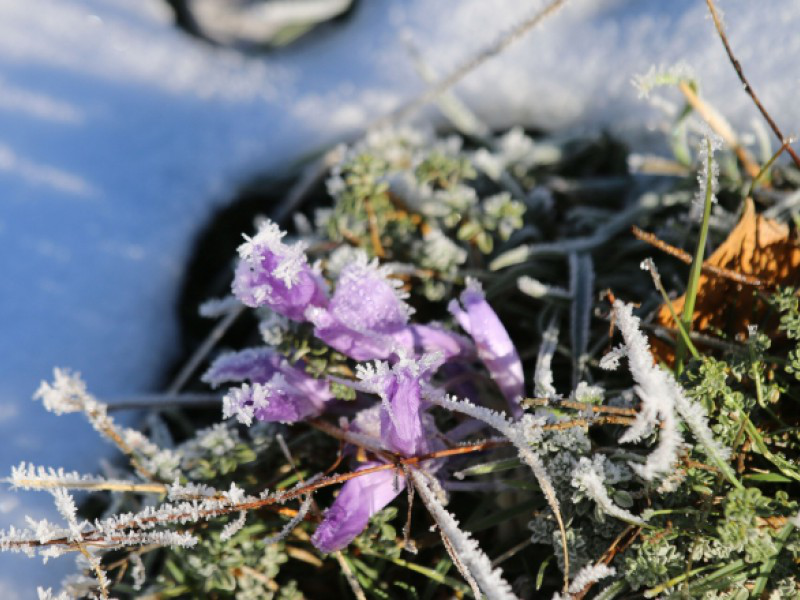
[631,225,763,287]
[705,0,800,170]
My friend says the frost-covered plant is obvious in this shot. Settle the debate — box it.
[4,120,800,600]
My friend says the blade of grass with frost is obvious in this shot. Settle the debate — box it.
[569,253,593,386]
[518,275,571,301]
[410,470,517,600]
[612,301,741,487]
[677,133,719,374]
[425,391,570,589]
[403,35,490,141]
[750,517,797,599]
[534,313,559,399]
[640,258,699,359]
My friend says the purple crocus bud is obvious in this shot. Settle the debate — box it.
[357,354,442,456]
[306,254,413,360]
[311,463,404,553]
[209,348,332,425]
[448,278,524,418]
[232,220,327,321]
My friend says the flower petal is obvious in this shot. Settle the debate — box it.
[232,220,327,320]
[449,279,524,418]
[311,464,404,553]
[309,254,413,360]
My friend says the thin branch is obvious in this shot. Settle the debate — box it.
[106,394,221,413]
[705,0,800,169]
[631,225,763,287]
[167,305,245,394]
[373,0,567,128]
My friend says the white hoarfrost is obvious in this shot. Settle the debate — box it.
[611,301,732,481]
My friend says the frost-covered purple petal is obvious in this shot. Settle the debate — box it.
[357,354,442,456]
[392,323,475,361]
[311,464,404,553]
[202,348,283,387]
[222,376,325,425]
[232,220,327,320]
[307,255,412,360]
[449,278,524,418]
[215,349,332,425]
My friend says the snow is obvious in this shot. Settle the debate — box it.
[1,0,798,594]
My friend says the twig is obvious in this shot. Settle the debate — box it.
[5,440,508,552]
[522,397,637,417]
[106,394,221,413]
[491,537,533,567]
[373,0,567,128]
[166,305,245,394]
[705,0,800,169]
[10,479,167,494]
[631,226,763,287]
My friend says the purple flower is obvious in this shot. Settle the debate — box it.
[311,463,404,553]
[448,278,524,418]
[307,254,474,362]
[311,355,442,552]
[306,255,412,360]
[356,354,442,456]
[232,220,327,320]
[206,348,332,425]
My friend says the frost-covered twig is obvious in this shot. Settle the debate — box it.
[425,390,571,588]
[411,470,517,600]
[34,369,159,480]
[611,301,740,487]
[9,463,166,494]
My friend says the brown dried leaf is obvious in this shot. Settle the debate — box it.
[652,198,800,362]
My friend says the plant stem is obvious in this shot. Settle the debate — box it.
[676,137,715,375]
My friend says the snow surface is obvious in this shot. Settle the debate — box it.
[1,0,798,595]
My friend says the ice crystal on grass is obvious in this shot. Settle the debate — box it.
[612,301,732,481]
[611,301,684,479]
